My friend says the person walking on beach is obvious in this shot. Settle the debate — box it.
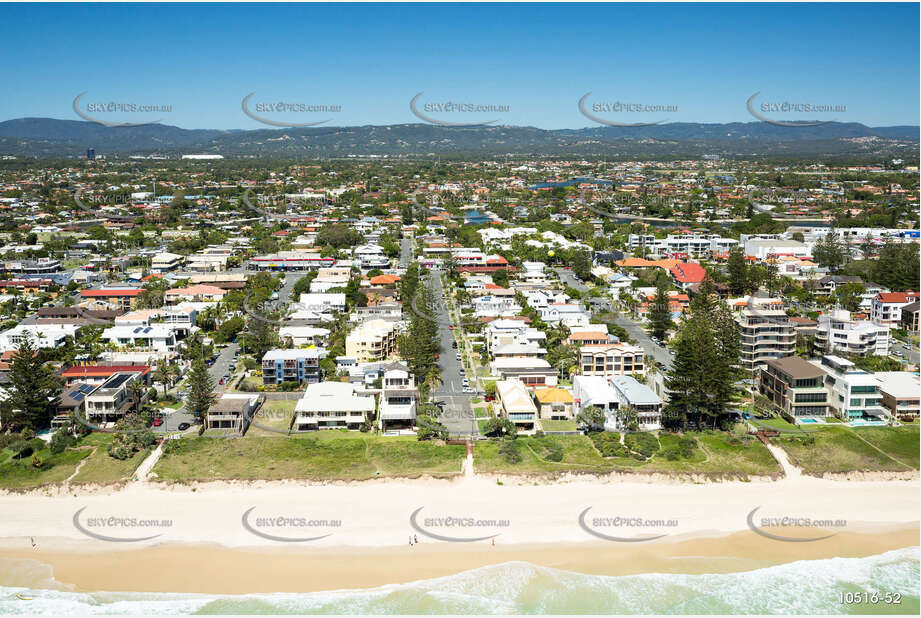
[30,537,36,549]
[409,535,413,546]
[414,535,418,545]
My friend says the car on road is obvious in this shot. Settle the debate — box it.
[455,353,462,360]
[462,387,475,394]
[152,418,163,427]
[452,341,457,348]
[449,325,454,330]
[177,422,191,431]
[458,368,465,375]
[218,377,224,385]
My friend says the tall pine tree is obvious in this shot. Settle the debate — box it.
[648,279,674,340]
[4,335,60,430]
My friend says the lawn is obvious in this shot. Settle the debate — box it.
[772,426,910,474]
[538,419,579,432]
[0,443,91,490]
[70,438,151,484]
[152,434,465,482]
[850,425,920,470]
[245,400,296,436]
[475,434,622,475]
[473,430,781,479]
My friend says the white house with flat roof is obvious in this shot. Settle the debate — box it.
[813,355,886,421]
[294,382,375,431]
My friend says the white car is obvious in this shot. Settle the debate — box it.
[462,387,475,394]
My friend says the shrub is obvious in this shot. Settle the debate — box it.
[624,432,660,459]
[498,439,521,464]
[107,444,131,460]
[49,429,76,454]
[20,427,35,441]
[589,432,630,458]
[162,439,182,454]
[30,456,44,469]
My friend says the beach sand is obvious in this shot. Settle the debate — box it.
[1,474,918,594]
[0,528,918,594]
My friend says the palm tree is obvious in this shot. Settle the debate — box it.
[424,368,443,401]
[128,379,147,414]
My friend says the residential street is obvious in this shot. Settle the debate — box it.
[553,267,672,371]
[428,271,477,436]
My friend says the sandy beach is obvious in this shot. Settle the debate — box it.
[1,473,918,594]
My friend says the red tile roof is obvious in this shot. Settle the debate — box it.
[80,289,142,297]
[669,262,707,284]
[876,291,919,304]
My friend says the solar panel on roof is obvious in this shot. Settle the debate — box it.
[72,393,84,402]
[78,384,95,393]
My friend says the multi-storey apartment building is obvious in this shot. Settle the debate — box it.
[871,291,920,325]
[759,356,828,418]
[345,319,400,362]
[736,307,795,373]
[579,343,645,377]
[814,310,890,357]
[261,348,327,386]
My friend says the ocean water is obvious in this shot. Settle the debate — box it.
[0,547,918,615]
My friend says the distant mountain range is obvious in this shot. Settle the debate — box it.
[0,117,917,160]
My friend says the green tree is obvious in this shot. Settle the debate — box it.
[3,335,60,430]
[812,229,847,272]
[835,282,866,312]
[576,405,606,431]
[648,279,674,340]
[726,245,748,296]
[185,358,216,421]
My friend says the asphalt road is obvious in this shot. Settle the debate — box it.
[154,342,238,434]
[552,267,672,371]
[428,272,476,436]
[399,237,413,268]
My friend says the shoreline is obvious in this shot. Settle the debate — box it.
[1,472,918,594]
[1,528,918,595]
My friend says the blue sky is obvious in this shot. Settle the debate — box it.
[1,2,917,129]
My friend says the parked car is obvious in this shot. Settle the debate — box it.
[152,418,163,427]
[177,422,191,431]
[462,387,475,394]
[458,368,465,375]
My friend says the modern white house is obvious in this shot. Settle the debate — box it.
[294,382,375,430]
[278,326,331,347]
[814,355,887,422]
[815,310,889,357]
[298,293,347,313]
[101,325,177,352]
[572,375,662,432]
[0,323,80,352]
[378,364,419,431]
